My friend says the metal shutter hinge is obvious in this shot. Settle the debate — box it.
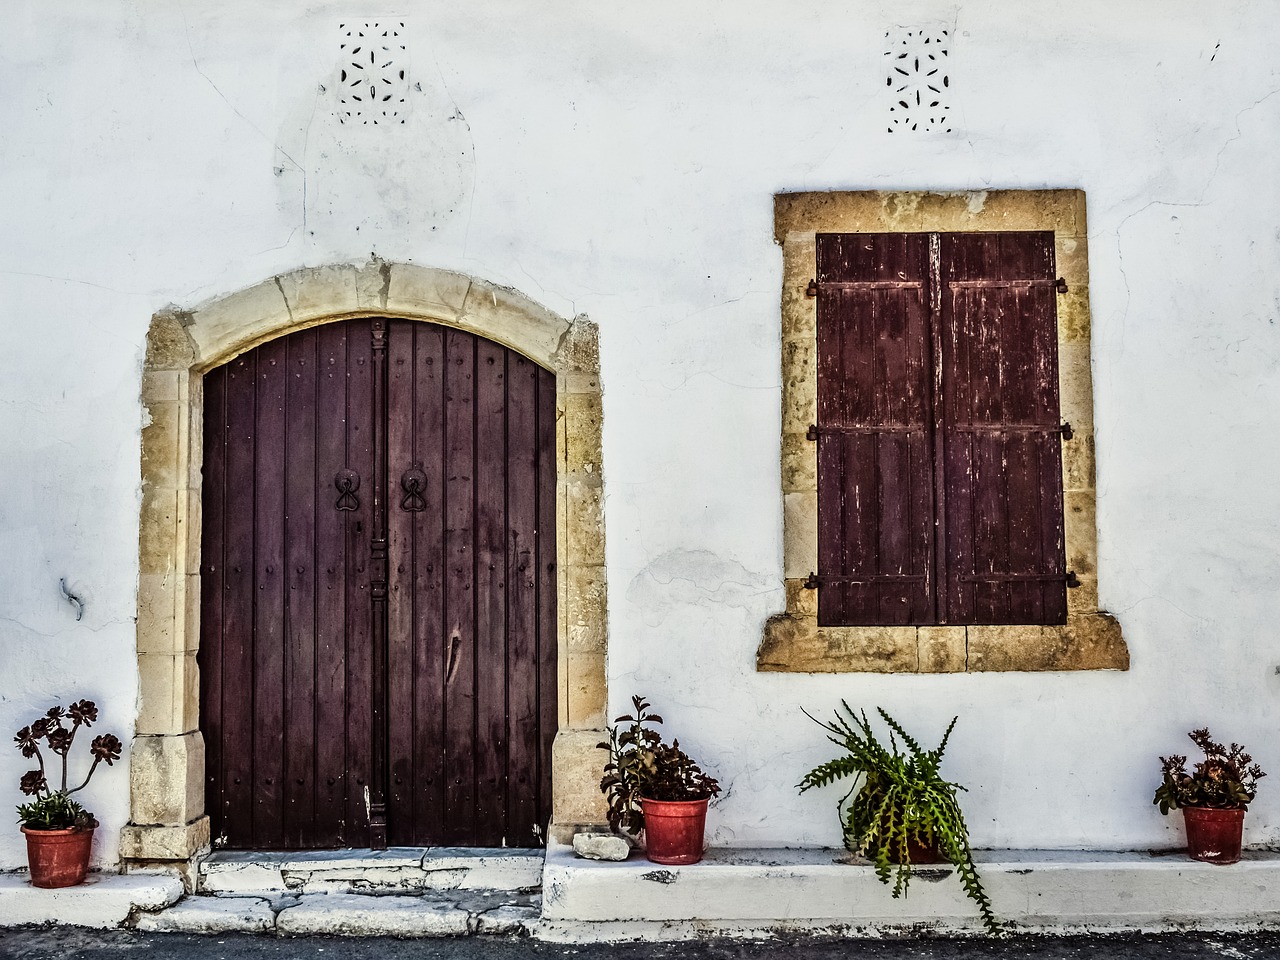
[805,279,819,298]
[803,572,820,590]
[1058,421,1073,440]
[1055,277,1068,294]
[806,424,820,441]
[1066,571,1081,588]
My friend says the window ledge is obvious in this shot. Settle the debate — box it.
[757,611,1128,674]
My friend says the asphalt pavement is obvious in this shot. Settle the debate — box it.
[3,929,1280,960]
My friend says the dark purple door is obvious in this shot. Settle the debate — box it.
[200,318,557,850]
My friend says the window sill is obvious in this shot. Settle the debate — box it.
[757,608,1128,674]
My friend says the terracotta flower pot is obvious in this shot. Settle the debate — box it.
[1183,807,1245,865]
[22,825,94,888]
[640,797,709,865]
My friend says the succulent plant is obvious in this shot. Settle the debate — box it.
[14,700,121,831]
[1155,728,1265,814]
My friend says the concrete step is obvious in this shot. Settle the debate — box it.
[197,847,543,896]
[136,889,541,937]
[0,873,183,929]
[541,842,1280,940]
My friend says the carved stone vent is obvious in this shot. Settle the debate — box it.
[885,27,951,133]
[339,22,408,125]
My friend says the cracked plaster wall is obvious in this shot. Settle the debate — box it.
[2,0,1280,868]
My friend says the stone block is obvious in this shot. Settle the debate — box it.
[141,400,183,493]
[967,614,1127,672]
[461,278,569,370]
[385,263,472,322]
[1062,431,1096,491]
[1056,285,1091,345]
[1064,491,1098,576]
[187,278,293,366]
[563,391,604,479]
[780,339,817,434]
[780,431,816,492]
[129,732,205,824]
[565,564,607,650]
[565,650,606,729]
[135,895,275,933]
[565,483,605,566]
[146,311,198,370]
[1055,234,1090,290]
[138,490,179,577]
[274,893,472,937]
[474,903,539,935]
[136,573,178,654]
[119,817,210,862]
[917,626,966,673]
[573,832,630,861]
[552,729,609,826]
[1067,576,1100,615]
[756,614,917,673]
[782,492,817,578]
[783,577,818,618]
[135,652,200,736]
[555,317,601,374]
[1057,343,1094,427]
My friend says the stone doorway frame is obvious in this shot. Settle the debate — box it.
[122,261,609,867]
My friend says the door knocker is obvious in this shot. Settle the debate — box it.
[400,465,427,512]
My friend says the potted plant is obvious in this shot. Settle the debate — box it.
[799,703,1005,937]
[13,700,122,888]
[1154,727,1265,865]
[598,695,721,865]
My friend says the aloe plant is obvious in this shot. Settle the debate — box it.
[799,703,1005,937]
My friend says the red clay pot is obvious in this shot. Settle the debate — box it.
[1183,807,1245,865]
[640,797,709,865]
[22,825,94,888]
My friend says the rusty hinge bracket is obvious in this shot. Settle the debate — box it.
[1066,571,1081,588]
[1055,277,1068,294]
[805,279,819,299]
[1058,421,1073,441]
[806,424,820,441]
[803,572,820,590]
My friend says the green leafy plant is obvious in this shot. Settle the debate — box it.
[14,700,121,831]
[598,695,720,836]
[1154,728,1265,814]
[799,703,1004,937]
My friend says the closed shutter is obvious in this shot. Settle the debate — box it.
[939,232,1067,625]
[813,231,1067,627]
[815,233,936,626]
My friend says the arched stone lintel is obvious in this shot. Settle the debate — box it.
[124,260,608,870]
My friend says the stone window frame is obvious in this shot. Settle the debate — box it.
[758,190,1128,674]
[123,261,609,869]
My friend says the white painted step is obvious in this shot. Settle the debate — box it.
[541,842,1280,938]
[198,847,544,896]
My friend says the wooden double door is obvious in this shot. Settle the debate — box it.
[199,318,557,850]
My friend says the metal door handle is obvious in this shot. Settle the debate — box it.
[400,465,427,512]
[335,469,361,511]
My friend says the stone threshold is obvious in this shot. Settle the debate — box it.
[541,843,1280,939]
[197,846,544,895]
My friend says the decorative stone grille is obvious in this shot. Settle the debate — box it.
[339,22,408,124]
[885,27,951,133]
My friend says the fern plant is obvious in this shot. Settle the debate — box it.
[798,703,1005,937]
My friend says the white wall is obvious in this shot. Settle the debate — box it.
[2,0,1278,867]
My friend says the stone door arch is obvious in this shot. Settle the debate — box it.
[123,261,608,866]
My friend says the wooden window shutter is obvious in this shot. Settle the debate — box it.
[813,231,1068,627]
[938,232,1067,625]
[815,233,936,626]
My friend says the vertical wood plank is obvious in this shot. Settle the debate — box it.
[535,365,558,840]
[252,337,288,848]
[505,354,540,847]
[219,355,257,846]
[283,330,318,848]
[313,323,352,847]
[474,339,509,843]
[385,320,418,846]
[343,322,375,846]
[199,367,227,846]
[443,330,477,844]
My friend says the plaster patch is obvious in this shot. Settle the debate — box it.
[626,549,772,626]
